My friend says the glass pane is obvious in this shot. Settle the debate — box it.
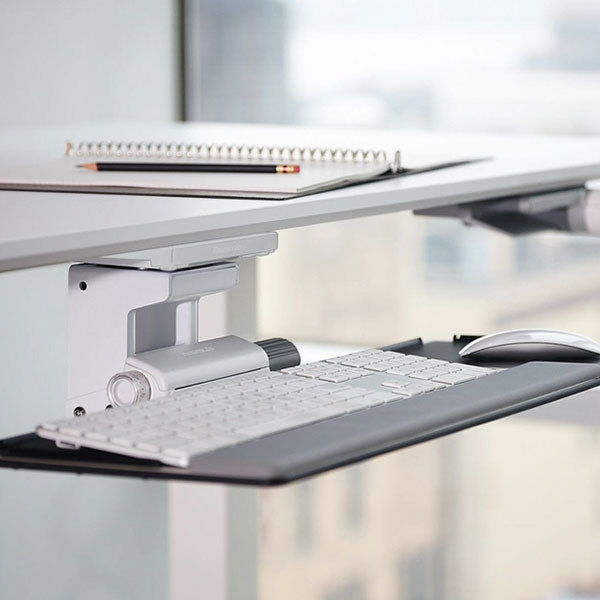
[257,392,600,599]
[183,3,600,598]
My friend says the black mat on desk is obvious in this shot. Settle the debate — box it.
[2,337,600,486]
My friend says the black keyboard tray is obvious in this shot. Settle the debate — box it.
[2,336,600,486]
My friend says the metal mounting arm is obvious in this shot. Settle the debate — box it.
[414,186,600,236]
[66,233,279,416]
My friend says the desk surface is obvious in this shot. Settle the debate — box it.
[3,122,600,271]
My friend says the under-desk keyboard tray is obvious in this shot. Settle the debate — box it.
[2,336,600,485]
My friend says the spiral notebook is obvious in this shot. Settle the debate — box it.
[0,138,478,201]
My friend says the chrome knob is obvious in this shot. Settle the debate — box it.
[107,370,151,407]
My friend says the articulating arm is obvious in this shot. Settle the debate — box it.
[66,233,301,417]
[414,187,600,236]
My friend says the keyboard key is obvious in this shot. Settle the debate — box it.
[339,357,373,367]
[363,391,403,403]
[329,387,371,400]
[319,373,349,383]
[296,371,320,379]
[363,363,391,372]
[342,371,366,380]
[307,386,331,397]
[344,394,386,408]
[84,431,109,442]
[111,436,135,447]
[380,382,414,396]
[280,366,303,374]
[323,356,347,364]
[290,379,320,389]
[381,380,408,389]
[58,426,82,437]
[420,358,449,367]
[433,372,477,385]
[386,365,425,376]
[401,384,429,395]
[409,366,459,380]
[286,391,319,402]
[280,381,308,391]
[460,365,496,376]
[408,369,440,380]
[406,382,440,393]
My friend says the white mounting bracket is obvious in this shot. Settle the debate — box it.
[66,233,277,417]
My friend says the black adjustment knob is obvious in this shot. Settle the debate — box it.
[255,338,301,371]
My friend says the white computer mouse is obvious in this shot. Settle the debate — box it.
[459,328,600,361]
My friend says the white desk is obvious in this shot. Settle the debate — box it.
[3,124,600,600]
[3,124,600,271]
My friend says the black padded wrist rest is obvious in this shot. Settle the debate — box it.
[186,361,600,483]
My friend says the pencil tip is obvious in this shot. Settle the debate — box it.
[77,163,97,171]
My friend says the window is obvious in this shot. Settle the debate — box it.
[398,547,443,600]
[184,6,600,597]
[295,480,314,552]
[344,465,364,531]
[185,0,600,349]
[323,578,366,600]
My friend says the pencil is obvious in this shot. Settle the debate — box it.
[77,162,301,174]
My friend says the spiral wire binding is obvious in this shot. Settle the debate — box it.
[65,140,399,168]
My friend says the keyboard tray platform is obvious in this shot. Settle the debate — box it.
[2,336,600,486]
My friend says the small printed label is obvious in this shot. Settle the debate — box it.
[181,346,215,356]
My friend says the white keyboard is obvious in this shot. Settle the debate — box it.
[37,349,497,467]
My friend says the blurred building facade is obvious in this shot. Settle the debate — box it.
[255,415,600,600]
